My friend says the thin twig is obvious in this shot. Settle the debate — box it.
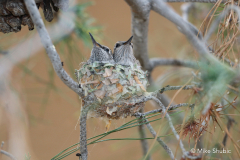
[136,116,175,160]
[151,0,234,72]
[149,58,198,72]
[134,103,191,117]
[145,103,192,115]
[138,108,152,160]
[79,107,89,160]
[181,3,194,22]
[204,5,240,43]
[24,0,84,98]
[160,85,196,93]
[180,3,237,67]
[0,150,17,160]
[150,97,187,153]
[150,96,200,159]
[222,116,235,147]
[167,0,227,3]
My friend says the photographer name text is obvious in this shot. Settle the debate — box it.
[191,148,231,154]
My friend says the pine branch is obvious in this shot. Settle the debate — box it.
[150,0,234,71]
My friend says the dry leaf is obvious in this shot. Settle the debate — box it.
[106,106,118,115]
[81,80,100,85]
[117,83,123,93]
[108,74,115,79]
[106,107,110,114]
[87,75,93,81]
[81,77,86,83]
[93,75,100,80]
[111,88,119,95]
[103,68,112,77]
[134,75,146,92]
[110,79,119,84]
[85,68,91,77]
[81,75,88,83]
[105,120,112,132]
[97,82,103,89]
[95,69,100,72]
[102,79,111,85]
[133,105,141,113]
[129,79,134,86]
[90,84,94,89]
[92,83,99,88]
[94,90,106,99]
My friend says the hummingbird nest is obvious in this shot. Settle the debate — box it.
[75,61,148,120]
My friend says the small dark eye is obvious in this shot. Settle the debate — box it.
[115,43,120,48]
[105,48,109,52]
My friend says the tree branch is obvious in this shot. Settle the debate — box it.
[166,0,227,3]
[159,85,196,93]
[150,0,232,69]
[124,1,168,158]
[150,58,198,71]
[125,0,151,71]
[134,112,175,160]
[140,103,192,116]
[0,1,76,158]
[125,0,175,108]
[150,96,199,159]
[24,0,84,98]
[181,3,194,21]
[79,107,89,160]
[0,149,17,160]
[138,108,152,160]
[144,118,175,160]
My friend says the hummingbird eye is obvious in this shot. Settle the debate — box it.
[101,46,109,52]
[115,43,120,48]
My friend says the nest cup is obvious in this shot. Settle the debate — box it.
[75,61,149,120]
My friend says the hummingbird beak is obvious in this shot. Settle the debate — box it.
[89,32,101,47]
[123,36,133,45]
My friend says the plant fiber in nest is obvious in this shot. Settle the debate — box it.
[75,62,149,120]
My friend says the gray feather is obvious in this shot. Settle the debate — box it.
[113,36,138,66]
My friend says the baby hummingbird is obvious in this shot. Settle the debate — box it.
[113,36,137,66]
[88,32,114,64]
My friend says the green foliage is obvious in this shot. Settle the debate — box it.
[51,111,183,160]
[25,153,31,160]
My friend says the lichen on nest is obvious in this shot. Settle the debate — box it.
[75,61,149,120]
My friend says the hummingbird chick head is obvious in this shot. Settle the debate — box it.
[113,36,137,66]
[88,32,114,64]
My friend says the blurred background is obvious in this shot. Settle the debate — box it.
[0,0,238,160]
